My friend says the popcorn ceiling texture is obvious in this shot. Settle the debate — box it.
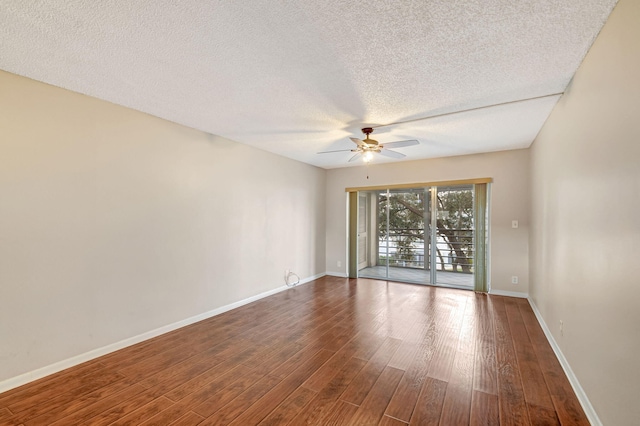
[0,0,617,168]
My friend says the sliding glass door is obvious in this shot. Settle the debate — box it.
[433,185,474,287]
[357,183,480,290]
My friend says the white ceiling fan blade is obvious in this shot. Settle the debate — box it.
[317,148,355,154]
[379,149,406,159]
[350,137,365,147]
[348,152,362,162]
[383,139,419,148]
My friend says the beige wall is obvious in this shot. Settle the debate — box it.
[325,149,530,294]
[529,0,640,424]
[0,71,326,383]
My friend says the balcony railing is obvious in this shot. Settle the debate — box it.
[377,227,474,273]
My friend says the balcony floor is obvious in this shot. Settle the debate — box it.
[359,265,474,289]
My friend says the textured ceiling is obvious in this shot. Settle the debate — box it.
[0,0,617,169]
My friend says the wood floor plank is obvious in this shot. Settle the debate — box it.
[504,299,555,410]
[115,335,223,382]
[249,341,307,376]
[0,417,21,426]
[321,324,364,353]
[302,332,374,392]
[137,328,269,387]
[0,362,106,407]
[9,369,128,420]
[78,388,164,426]
[458,296,478,354]
[0,407,14,420]
[137,402,192,426]
[527,403,560,426]
[0,407,20,426]
[340,337,402,406]
[350,366,404,425]
[378,415,409,426]
[99,325,225,371]
[317,399,359,425]
[518,301,590,425]
[268,346,327,380]
[167,411,205,426]
[0,278,588,426]
[439,350,474,425]
[474,334,498,396]
[384,325,439,422]
[107,396,174,426]
[408,377,448,425]
[165,362,253,403]
[188,366,269,418]
[426,298,467,383]
[470,390,499,426]
[350,333,387,362]
[426,326,459,383]
[256,386,317,426]
[48,384,148,426]
[289,356,367,425]
[386,341,419,371]
[227,349,335,425]
[197,374,283,425]
[473,296,498,396]
[550,393,589,426]
[492,297,531,425]
[137,354,219,391]
[23,377,135,425]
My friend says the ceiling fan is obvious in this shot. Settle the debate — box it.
[318,127,419,163]
[317,94,565,164]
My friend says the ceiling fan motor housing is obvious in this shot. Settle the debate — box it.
[361,127,380,148]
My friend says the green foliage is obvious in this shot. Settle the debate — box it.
[379,192,426,267]
[437,189,474,272]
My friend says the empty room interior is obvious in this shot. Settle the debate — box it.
[0,0,638,425]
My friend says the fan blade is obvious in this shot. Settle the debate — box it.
[383,139,419,148]
[317,149,355,154]
[348,152,362,162]
[350,137,365,146]
[379,149,406,159]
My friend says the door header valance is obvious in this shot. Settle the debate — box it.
[345,177,493,192]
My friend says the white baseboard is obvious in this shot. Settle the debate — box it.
[325,271,348,278]
[0,272,325,394]
[527,298,602,426]
[489,289,528,298]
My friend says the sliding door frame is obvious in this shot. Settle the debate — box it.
[347,178,492,292]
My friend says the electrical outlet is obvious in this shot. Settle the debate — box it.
[560,320,564,336]
[337,261,342,268]
[511,276,519,284]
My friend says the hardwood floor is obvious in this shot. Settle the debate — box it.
[0,276,588,425]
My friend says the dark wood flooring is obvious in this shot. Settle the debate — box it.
[0,276,588,425]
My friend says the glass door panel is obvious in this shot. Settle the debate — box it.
[358,190,386,280]
[434,186,474,288]
[386,189,430,284]
[358,189,432,285]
